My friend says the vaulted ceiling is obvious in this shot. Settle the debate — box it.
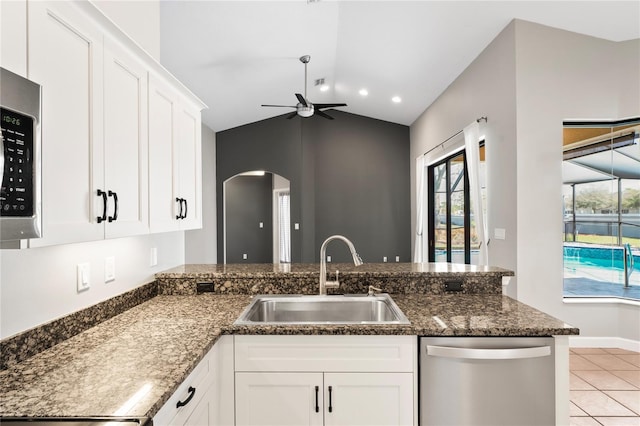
[159,1,640,132]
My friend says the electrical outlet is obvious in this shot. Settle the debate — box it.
[150,247,158,267]
[77,263,90,292]
[294,223,299,230]
[243,253,247,260]
[396,256,400,262]
[383,256,388,262]
[327,255,331,263]
[259,222,263,228]
[104,257,115,282]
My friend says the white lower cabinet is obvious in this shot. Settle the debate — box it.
[323,372,413,426]
[234,335,416,426]
[235,372,413,426]
[154,336,234,426]
[236,372,323,426]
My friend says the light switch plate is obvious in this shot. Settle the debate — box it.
[150,247,158,267]
[494,228,506,240]
[104,257,115,282]
[77,263,90,292]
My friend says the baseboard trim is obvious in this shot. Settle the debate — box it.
[569,336,640,352]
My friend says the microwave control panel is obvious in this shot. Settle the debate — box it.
[1,107,35,217]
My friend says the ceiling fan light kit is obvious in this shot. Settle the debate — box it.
[261,55,347,120]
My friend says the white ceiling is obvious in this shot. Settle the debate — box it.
[159,1,640,132]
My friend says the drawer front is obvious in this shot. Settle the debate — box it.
[154,346,214,426]
[235,335,415,372]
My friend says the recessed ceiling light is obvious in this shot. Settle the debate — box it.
[359,89,368,96]
[392,96,402,103]
[320,85,329,92]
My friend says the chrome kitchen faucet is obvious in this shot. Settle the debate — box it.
[319,235,363,295]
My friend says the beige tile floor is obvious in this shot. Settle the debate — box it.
[570,348,640,426]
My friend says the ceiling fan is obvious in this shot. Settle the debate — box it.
[261,55,347,120]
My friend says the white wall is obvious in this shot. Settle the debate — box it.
[0,0,188,340]
[617,39,640,117]
[410,21,519,298]
[0,233,184,339]
[513,20,639,341]
[411,19,640,341]
[185,124,217,264]
[92,0,161,61]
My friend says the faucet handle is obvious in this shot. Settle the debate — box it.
[325,270,340,290]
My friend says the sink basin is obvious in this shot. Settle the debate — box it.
[234,294,410,325]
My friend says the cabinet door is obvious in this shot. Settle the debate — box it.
[324,373,413,426]
[148,74,180,233]
[176,102,202,230]
[235,372,323,426]
[103,37,148,238]
[0,0,27,75]
[182,382,212,426]
[28,1,104,246]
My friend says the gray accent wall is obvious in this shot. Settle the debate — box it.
[225,175,273,263]
[217,110,410,263]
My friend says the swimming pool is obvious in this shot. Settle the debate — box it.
[563,243,640,298]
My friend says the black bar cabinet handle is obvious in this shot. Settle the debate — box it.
[328,386,332,413]
[315,386,319,413]
[97,190,107,223]
[176,197,183,220]
[176,386,196,408]
[107,190,118,222]
[182,198,188,219]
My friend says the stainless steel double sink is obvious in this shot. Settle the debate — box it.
[234,294,410,325]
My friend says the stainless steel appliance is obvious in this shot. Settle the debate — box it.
[420,337,555,426]
[0,67,42,241]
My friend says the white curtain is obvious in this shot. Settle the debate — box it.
[413,155,426,262]
[464,122,488,265]
[278,191,291,263]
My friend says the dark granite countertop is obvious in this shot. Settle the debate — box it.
[0,291,577,419]
[156,262,515,278]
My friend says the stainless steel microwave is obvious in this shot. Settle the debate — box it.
[0,67,42,241]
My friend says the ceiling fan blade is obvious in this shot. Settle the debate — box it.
[314,103,347,109]
[261,104,297,108]
[295,93,308,107]
[285,111,298,119]
[315,110,334,120]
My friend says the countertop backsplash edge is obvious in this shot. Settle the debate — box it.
[0,281,158,370]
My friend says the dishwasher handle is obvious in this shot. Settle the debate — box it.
[426,344,551,360]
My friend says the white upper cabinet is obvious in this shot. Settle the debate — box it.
[148,74,180,233]
[23,0,204,247]
[175,101,202,231]
[27,0,105,246]
[149,74,203,233]
[103,37,149,238]
[0,0,27,76]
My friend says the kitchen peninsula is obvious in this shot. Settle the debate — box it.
[0,263,578,425]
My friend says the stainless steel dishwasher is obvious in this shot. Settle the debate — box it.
[420,337,555,426]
